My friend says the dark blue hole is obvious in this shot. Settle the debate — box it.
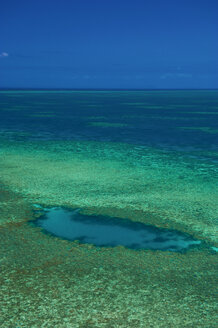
[31,206,201,252]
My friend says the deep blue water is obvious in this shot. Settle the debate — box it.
[31,206,201,252]
[0,90,218,152]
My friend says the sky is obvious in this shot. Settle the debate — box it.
[0,0,218,89]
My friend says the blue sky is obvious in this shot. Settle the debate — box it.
[0,0,218,89]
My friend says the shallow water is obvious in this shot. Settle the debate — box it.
[31,206,201,252]
[0,90,218,154]
[0,90,217,327]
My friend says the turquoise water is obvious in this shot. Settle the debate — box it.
[31,206,201,252]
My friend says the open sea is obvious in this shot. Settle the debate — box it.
[1,90,218,151]
[0,90,217,327]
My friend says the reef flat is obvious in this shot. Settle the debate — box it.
[0,138,217,327]
[0,90,217,327]
[0,192,217,327]
[0,139,217,244]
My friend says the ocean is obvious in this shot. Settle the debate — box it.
[0,90,217,327]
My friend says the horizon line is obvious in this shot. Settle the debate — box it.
[0,88,218,91]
